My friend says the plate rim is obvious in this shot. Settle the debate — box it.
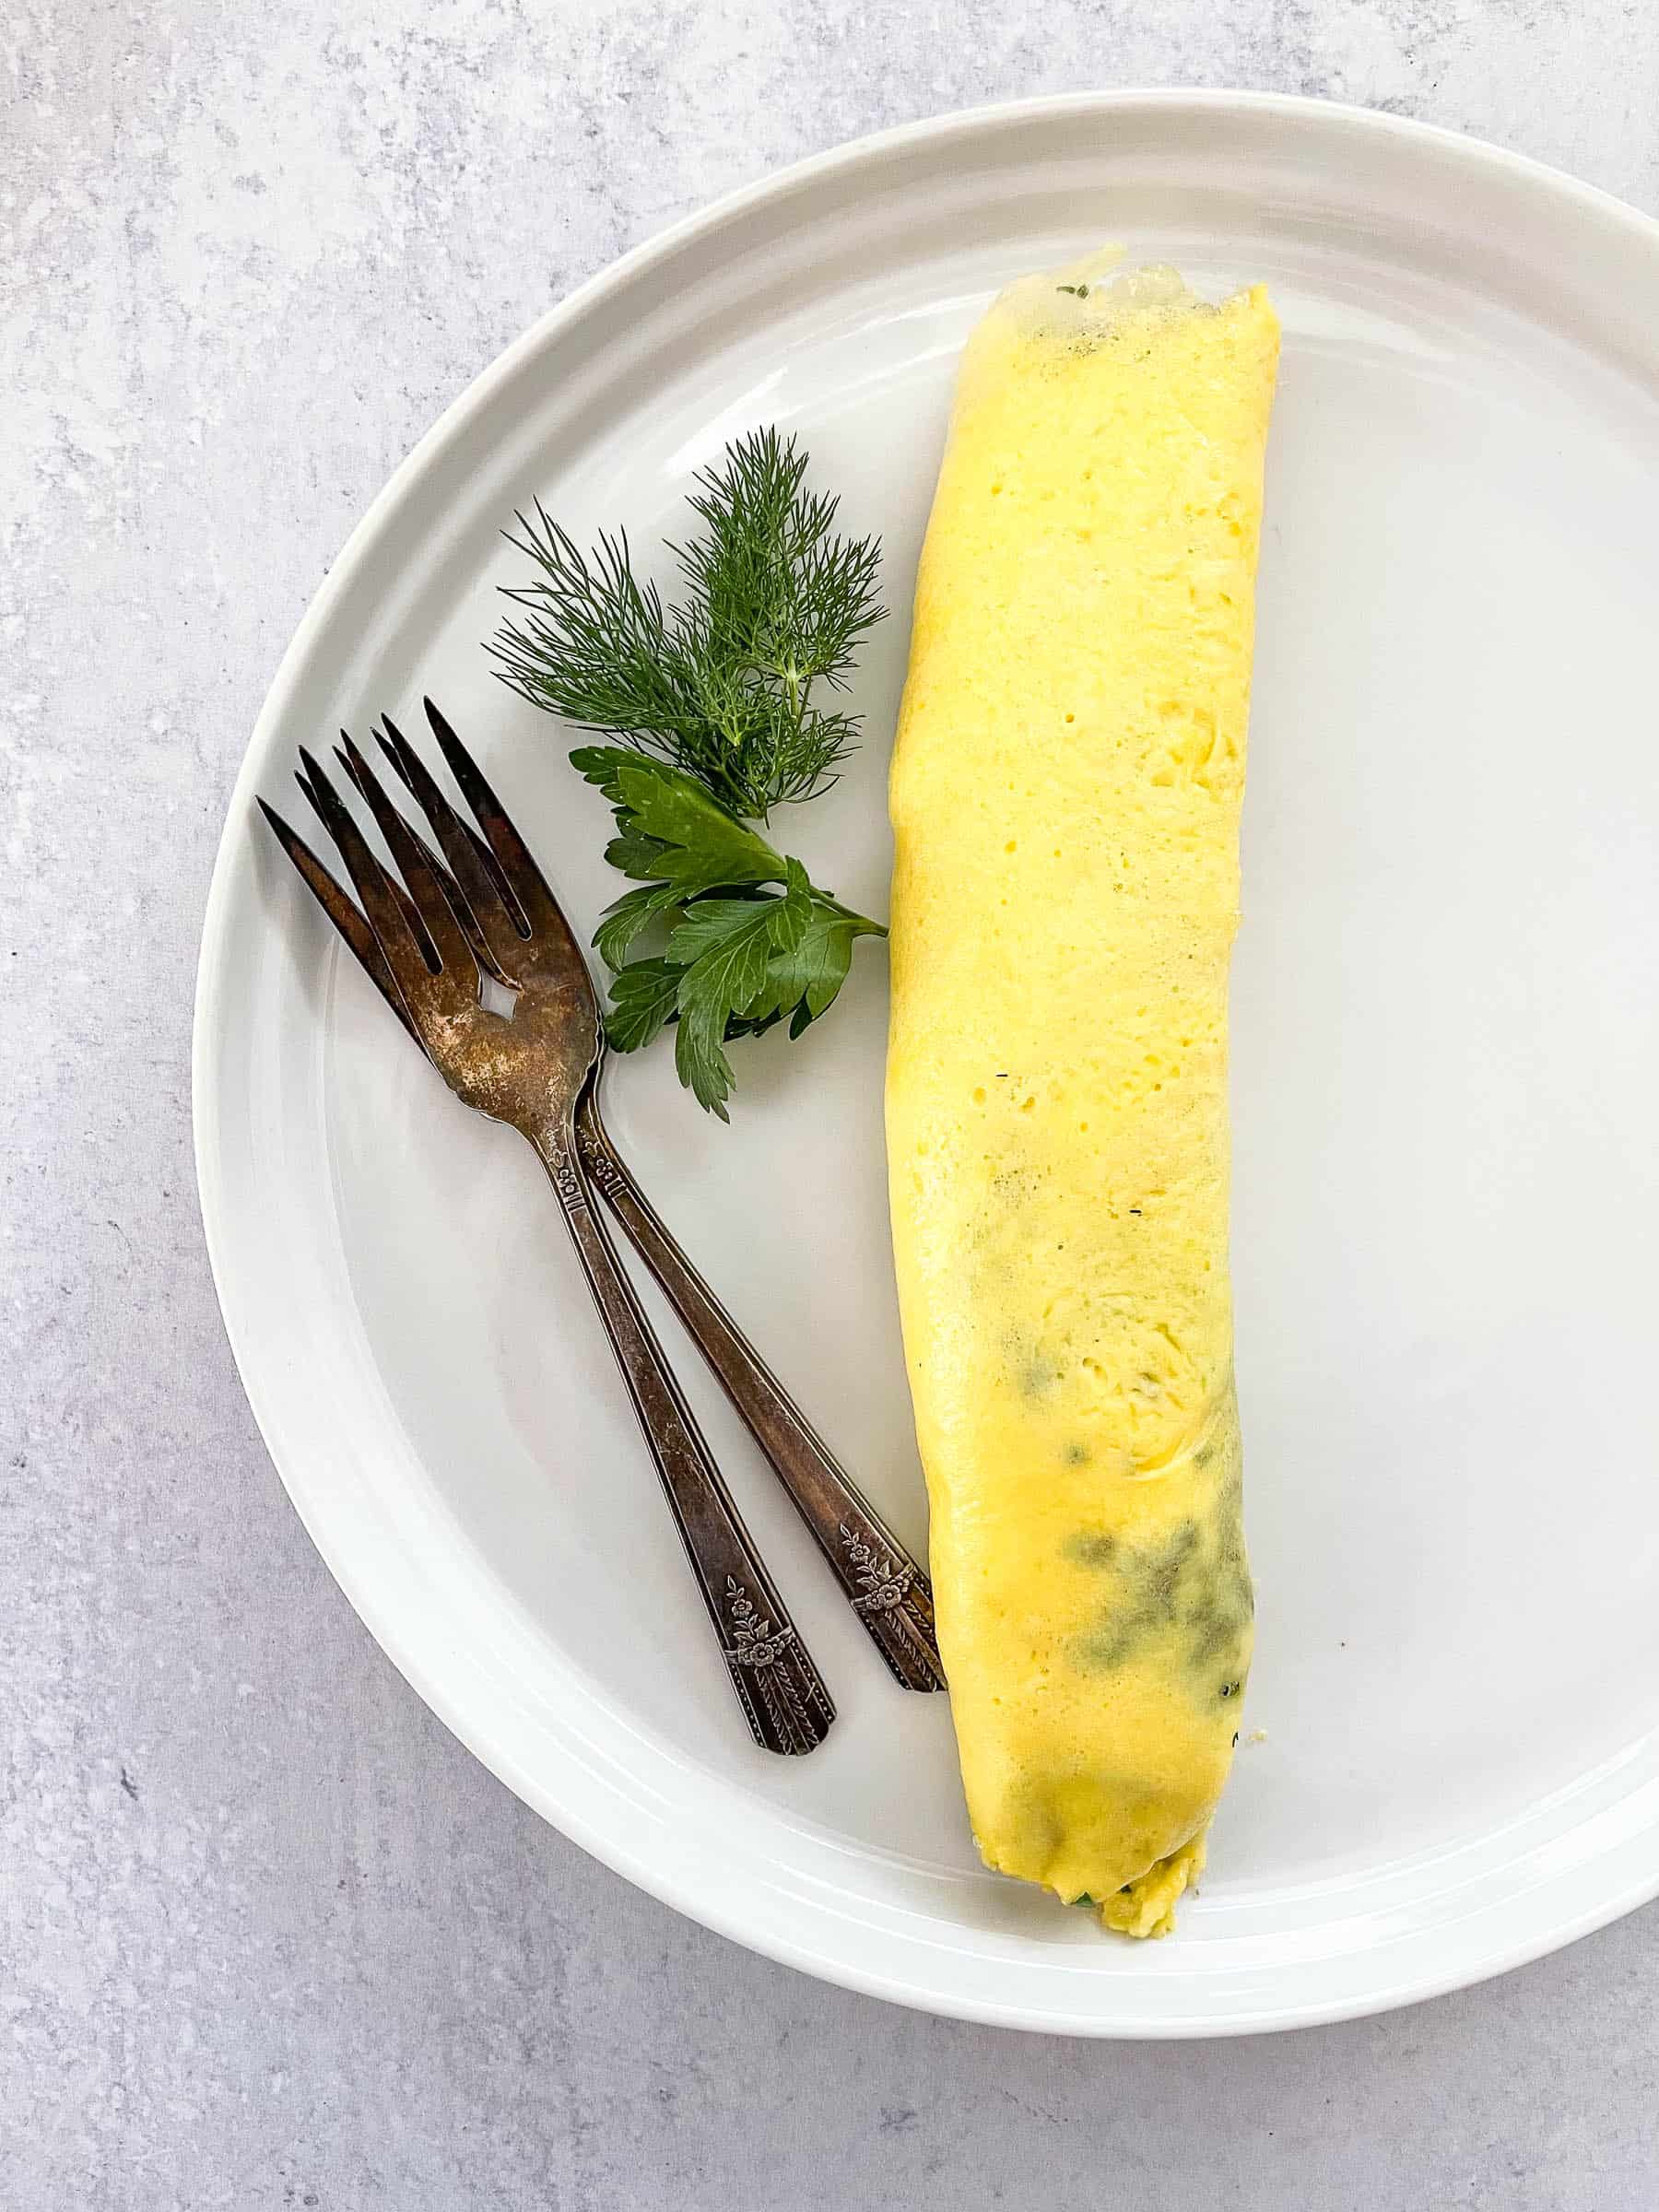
[194,87,1659,2036]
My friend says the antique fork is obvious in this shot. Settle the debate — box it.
[262,723,836,1754]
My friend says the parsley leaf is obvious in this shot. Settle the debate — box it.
[771,906,881,1033]
[582,758,885,1112]
[604,958,683,1054]
[591,882,684,972]
[667,865,814,1119]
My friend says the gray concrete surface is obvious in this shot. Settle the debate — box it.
[6,5,1659,2206]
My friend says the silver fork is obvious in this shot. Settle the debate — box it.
[261,717,836,1753]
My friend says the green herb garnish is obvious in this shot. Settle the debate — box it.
[491,429,888,1116]
[487,427,888,1124]
[568,747,884,1118]
[492,427,885,820]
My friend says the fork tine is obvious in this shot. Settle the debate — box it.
[334,733,478,982]
[334,745,450,902]
[377,716,528,971]
[420,698,564,938]
[346,736,515,988]
[296,748,465,1030]
[257,798,425,1050]
[380,716,524,915]
[299,766,435,966]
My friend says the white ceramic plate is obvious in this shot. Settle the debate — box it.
[194,91,1659,2036]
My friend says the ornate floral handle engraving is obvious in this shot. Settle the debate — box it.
[841,1525,914,1615]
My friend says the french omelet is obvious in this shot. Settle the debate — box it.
[886,254,1279,1936]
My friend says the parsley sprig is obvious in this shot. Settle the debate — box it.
[491,429,888,1116]
[571,747,884,1119]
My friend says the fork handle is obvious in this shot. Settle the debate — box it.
[574,1088,944,1693]
[529,1124,835,1755]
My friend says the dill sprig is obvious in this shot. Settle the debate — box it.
[491,427,885,820]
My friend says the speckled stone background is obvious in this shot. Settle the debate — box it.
[7,6,1659,2206]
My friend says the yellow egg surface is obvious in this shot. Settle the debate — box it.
[887,258,1279,1936]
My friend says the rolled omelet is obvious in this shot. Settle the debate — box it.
[887,254,1278,1936]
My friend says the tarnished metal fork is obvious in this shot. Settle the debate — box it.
[261,702,942,1738]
